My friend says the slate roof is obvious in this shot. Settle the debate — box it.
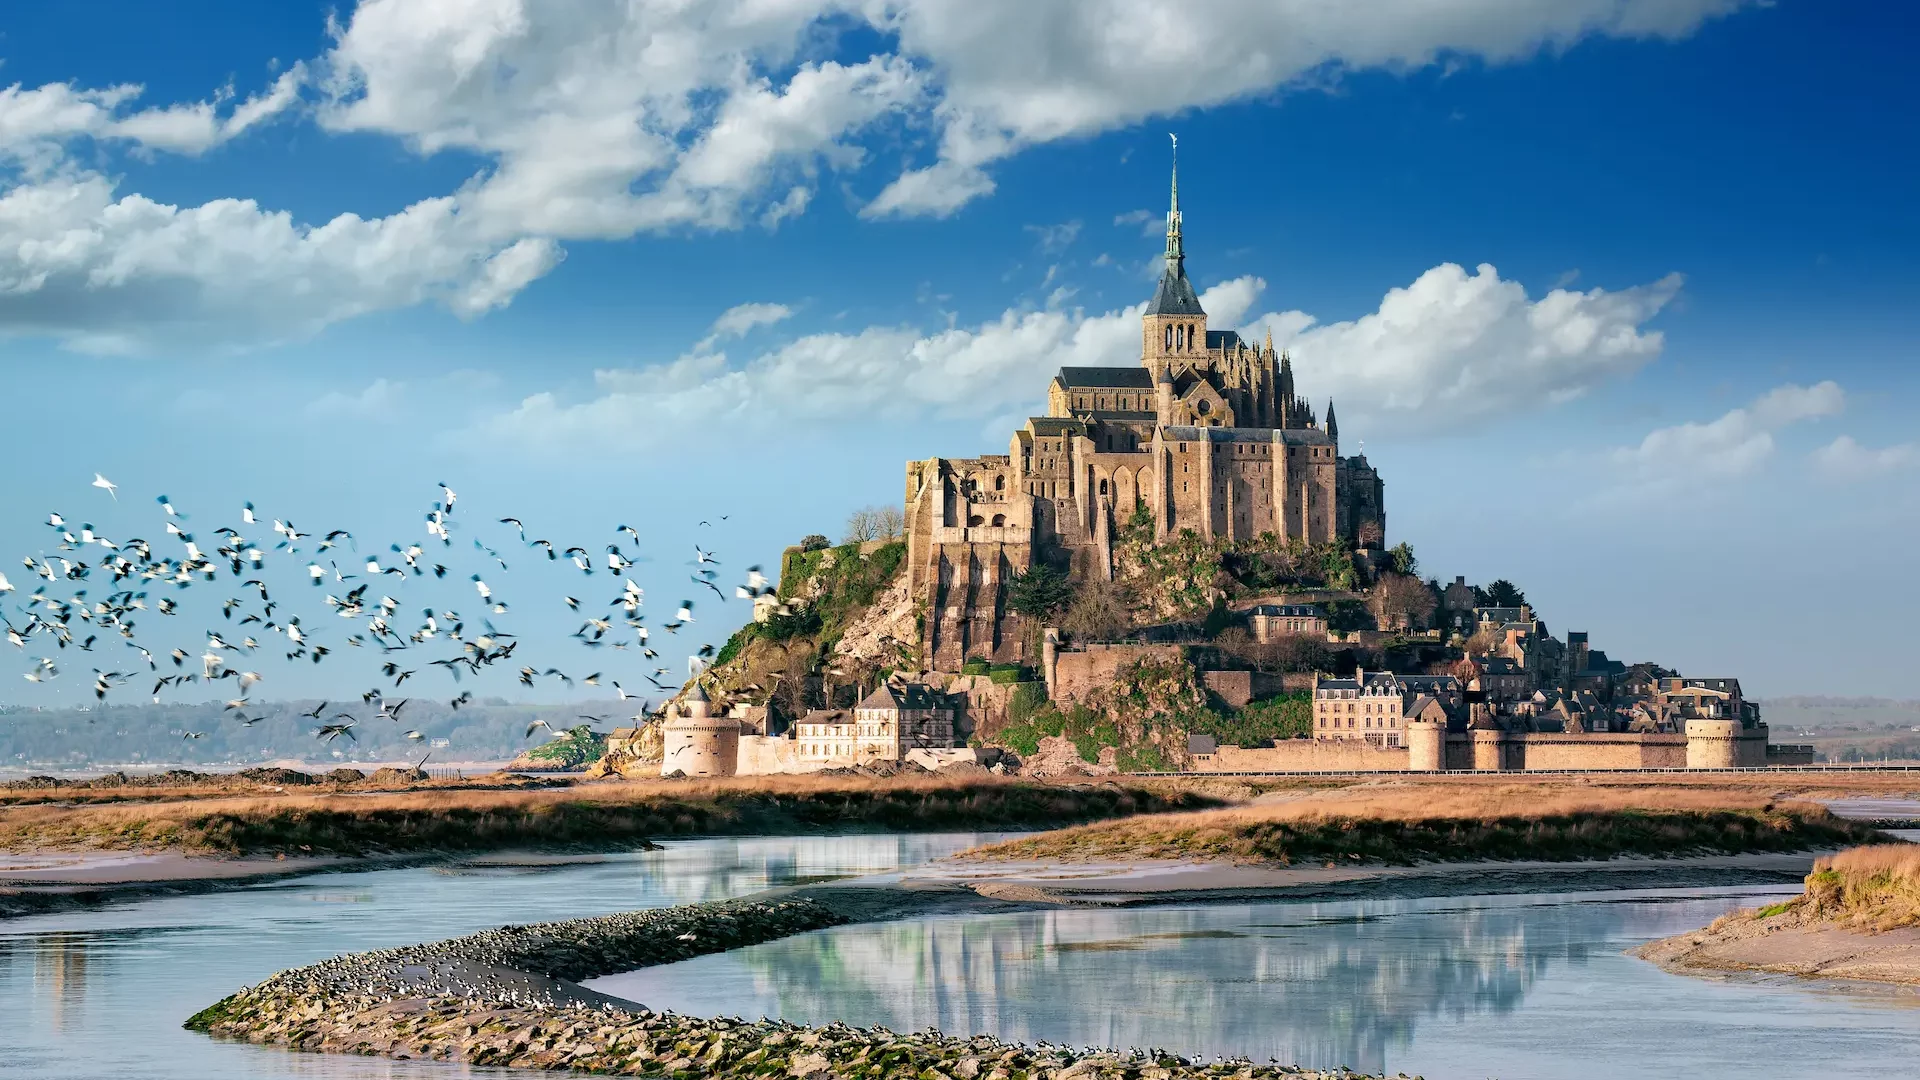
[1204,330,1243,351]
[1187,734,1219,756]
[1249,604,1325,618]
[856,683,951,712]
[1057,366,1153,389]
[1146,263,1206,316]
[1028,417,1088,436]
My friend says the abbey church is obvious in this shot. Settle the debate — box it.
[905,155,1387,670]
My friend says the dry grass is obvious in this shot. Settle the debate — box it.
[0,774,1217,857]
[962,784,1886,866]
[1801,844,1920,930]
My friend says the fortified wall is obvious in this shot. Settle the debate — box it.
[1191,718,1815,773]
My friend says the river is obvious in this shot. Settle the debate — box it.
[6,834,1919,1080]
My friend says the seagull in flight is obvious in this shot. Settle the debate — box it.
[92,474,118,500]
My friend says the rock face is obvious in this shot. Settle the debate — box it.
[187,895,1373,1080]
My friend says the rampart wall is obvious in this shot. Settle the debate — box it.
[1049,643,1184,703]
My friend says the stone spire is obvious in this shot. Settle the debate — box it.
[1165,133,1184,266]
[1326,400,1339,445]
[1144,135,1203,319]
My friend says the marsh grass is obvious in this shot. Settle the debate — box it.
[961,785,1884,866]
[0,774,1216,857]
[1801,844,1920,930]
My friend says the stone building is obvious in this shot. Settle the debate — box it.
[905,150,1387,670]
[794,682,959,766]
[1248,603,1327,642]
[658,683,739,778]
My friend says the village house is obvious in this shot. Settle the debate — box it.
[1248,603,1328,642]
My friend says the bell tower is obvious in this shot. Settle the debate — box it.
[1142,134,1206,383]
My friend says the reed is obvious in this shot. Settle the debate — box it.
[1801,844,1920,930]
[0,775,1217,856]
[961,785,1883,865]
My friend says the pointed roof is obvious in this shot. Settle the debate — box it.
[1326,400,1339,444]
[1146,136,1205,317]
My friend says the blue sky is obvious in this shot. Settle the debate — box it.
[1,0,1915,711]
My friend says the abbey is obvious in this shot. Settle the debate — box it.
[905,157,1386,670]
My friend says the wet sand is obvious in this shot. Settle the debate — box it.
[1637,910,1920,988]
[813,849,1827,908]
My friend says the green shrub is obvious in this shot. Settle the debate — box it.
[1191,692,1312,747]
[960,658,991,676]
[987,665,1029,685]
[713,626,755,667]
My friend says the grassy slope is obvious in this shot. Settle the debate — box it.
[963,787,1885,866]
[0,776,1218,857]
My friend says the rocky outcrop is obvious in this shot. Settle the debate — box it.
[187,895,1371,1079]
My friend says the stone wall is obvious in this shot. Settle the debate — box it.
[1496,732,1687,770]
[1191,741,1411,772]
[1049,643,1183,703]
[1198,669,1294,709]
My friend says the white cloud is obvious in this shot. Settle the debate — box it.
[0,172,542,352]
[1812,435,1920,477]
[0,0,1758,348]
[0,67,303,160]
[486,264,1678,450]
[863,0,1757,215]
[1264,263,1683,426]
[1612,380,1844,485]
[1025,220,1082,254]
[709,302,795,339]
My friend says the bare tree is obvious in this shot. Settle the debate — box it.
[1369,572,1437,631]
[843,505,905,544]
[1062,579,1136,642]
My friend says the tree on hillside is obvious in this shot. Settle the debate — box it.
[1388,541,1418,577]
[842,505,905,544]
[798,534,831,552]
[1062,579,1135,642]
[1476,579,1526,608]
[1369,571,1437,631]
[1007,564,1074,620]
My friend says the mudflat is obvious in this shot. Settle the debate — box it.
[1636,915,1920,986]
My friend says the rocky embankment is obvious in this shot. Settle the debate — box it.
[187,895,1378,1079]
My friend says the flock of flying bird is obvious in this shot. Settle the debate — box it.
[2,475,777,748]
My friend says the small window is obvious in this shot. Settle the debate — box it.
[990,514,1006,527]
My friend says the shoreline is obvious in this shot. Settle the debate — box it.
[1636,916,1920,988]
[178,850,1861,1078]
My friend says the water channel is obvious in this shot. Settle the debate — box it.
[6,832,1919,1080]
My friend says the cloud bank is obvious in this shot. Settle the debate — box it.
[0,0,1755,350]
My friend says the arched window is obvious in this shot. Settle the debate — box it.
[1164,325,1173,350]
[1099,479,1109,495]
[994,475,1005,492]
[990,514,1006,527]
[967,515,984,526]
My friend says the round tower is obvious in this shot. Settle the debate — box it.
[1685,718,1753,769]
[660,683,739,778]
[1406,716,1447,772]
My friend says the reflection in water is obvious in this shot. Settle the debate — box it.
[588,889,1920,1080]
[0,833,1011,1080]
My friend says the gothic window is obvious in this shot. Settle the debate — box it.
[994,475,1005,492]
[1099,479,1109,495]
[1164,325,1173,350]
